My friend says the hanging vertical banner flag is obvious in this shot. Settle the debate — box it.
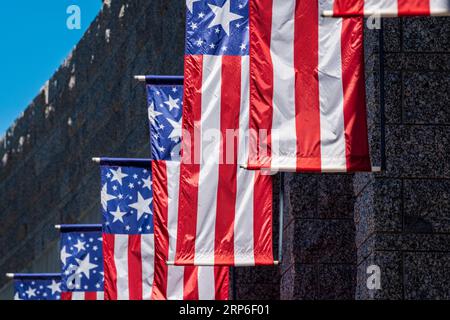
[178,0,274,266]
[101,160,155,300]
[152,160,229,300]
[59,225,104,300]
[248,0,372,173]
[146,79,184,161]
[100,158,228,300]
[12,274,61,300]
[327,0,450,17]
[146,80,229,299]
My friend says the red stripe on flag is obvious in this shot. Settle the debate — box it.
[249,0,274,169]
[295,0,322,171]
[84,292,97,300]
[61,292,72,300]
[177,55,203,264]
[333,0,364,17]
[103,233,118,300]
[215,56,240,265]
[253,171,274,265]
[128,235,143,300]
[152,161,169,300]
[183,267,199,300]
[398,0,431,16]
[215,267,230,301]
[340,18,372,171]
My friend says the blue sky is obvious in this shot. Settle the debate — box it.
[0,1,102,137]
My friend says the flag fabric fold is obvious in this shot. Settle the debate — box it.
[176,0,274,266]
[13,274,61,300]
[330,0,450,17]
[60,226,105,300]
[247,0,372,173]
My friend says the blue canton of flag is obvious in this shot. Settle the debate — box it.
[147,85,183,161]
[61,231,104,292]
[101,165,153,235]
[186,0,249,56]
[14,276,61,300]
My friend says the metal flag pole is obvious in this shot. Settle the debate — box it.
[379,18,387,172]
[134,75,184,85]
[278,172,285,264]
[92,157,152,168]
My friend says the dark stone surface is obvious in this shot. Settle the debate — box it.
[281,173,357,300]
[354,17,450,300]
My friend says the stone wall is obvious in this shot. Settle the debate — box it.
[280,16,450,300]
[0,1,449,300]
[353,17,450,300]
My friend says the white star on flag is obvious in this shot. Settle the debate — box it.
[110,206,127,223]
[73,239,86,252]
[164,95,180,111]
[129,192,152,221]
[208,0,244,36]
[167,117,182,142]
[101,184,116,211]
[14,292,22,300]
[142,177,152,190]
[110,167,128,186]
[25,287,36,298]
[148,102,163,126]
[47,280,61,295]
[61,246,72,265]
[75,254,98,280]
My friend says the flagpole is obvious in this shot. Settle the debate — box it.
[278,172,285,263]
[379,18,387,172]
[134,75,184,85]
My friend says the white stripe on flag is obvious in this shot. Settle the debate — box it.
[234,56,255,266]
[71,292,85,300]
[270,0,297,169]
[318,1,347,171]
[195,55,222,265]
[166,161,180,262]
[197,267,216,300]
[364,0,398,15]
[431,0,450,13]
[166,266,185,300]
[141,234,154,300]
[166,161,185,300]
[114,234,129,300]
[97,291,104,300]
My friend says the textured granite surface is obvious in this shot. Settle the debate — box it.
[353,16,450,300]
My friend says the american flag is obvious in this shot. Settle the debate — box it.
[60,226,104,300]
[147,84,183,161]
[101,163,154,300]
[247,0,372,172]
[100,159,228,299]
[147,82,229,299]
[329,0,450,17]
[13,274,61,300]
[152,160,229,299]
[176,0,274,266]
